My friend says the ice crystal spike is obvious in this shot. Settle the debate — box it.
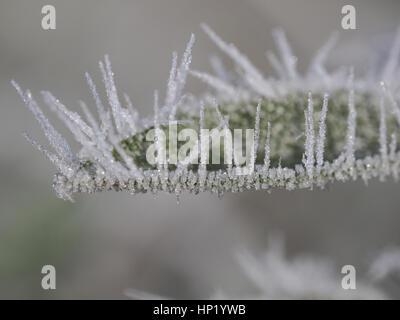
[14,25,400,201]
[316,93,329,175]
[190,70,237,97]
[345,68,356,170]
[307,32,338,81]
[263,122,271,172]
[271,28,298,81]
[12,81,75,170]
[303,92,315,179]
[201,23,274,97]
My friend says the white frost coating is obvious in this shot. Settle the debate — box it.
[109,133,143,179]
[22,132,74,179]
[303,92,315,179]
[250,99,262,171]
[345,69,356,167]
[79,101,100,133]
[12,81,74,166]
[85,72,112,133]
[122,93,139,134]
[263,122,271,171]
[167,35,195,120]
[104,55,136,138]
[211,99,225,127]
[190,70,237,97]
[165,51,178,117]
[99,56,124,135]
[223,120,233,171]
[44,94,93,149]
[199,101,207,176]
[271,28,298,81]
[211,99,232,169]
[176,34,195,101]
[211,98,229,131]
[42,91,94,139]
[316,94,329,173]
[201,23,275,97]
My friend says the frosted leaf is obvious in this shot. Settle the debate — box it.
[15,25,400,200]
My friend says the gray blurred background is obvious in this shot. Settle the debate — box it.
[1,0,400,299]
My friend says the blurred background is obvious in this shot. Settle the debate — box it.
[1,0,400,299]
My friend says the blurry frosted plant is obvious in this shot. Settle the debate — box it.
[368,248,400,281]
[126,237,400,300]
[14,25,400,201]
[212,237,382,299]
